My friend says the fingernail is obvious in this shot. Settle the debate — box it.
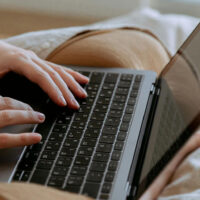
[72,98,80,108]
[36,112,45,122]
[79,88,87,97]
[80,74,89,81]
[32,133,42,141]
[60,95,67,106]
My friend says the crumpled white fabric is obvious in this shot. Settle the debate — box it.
[4,8,199,59]
[3,7,200,200]
[158,149,200,200]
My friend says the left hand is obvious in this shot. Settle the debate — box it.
[0,41,89,109]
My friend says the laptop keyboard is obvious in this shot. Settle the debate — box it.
[12,71,143,200]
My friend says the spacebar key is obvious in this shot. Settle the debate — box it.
[30,169,49,184]
[82,182,100,198]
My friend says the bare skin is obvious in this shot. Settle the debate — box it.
[0,41,89,149]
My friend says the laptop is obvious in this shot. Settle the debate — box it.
[0,23,199,200]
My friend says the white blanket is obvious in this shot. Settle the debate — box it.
[3,8,200,199]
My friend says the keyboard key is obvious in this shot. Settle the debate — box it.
[78,147,94,156]
[36,160,53,170]
[104,73,118,83]
[127,98,136,106]
[74,156,91,166]
[30,140,45,152]
[111,151,121,161]
[117,131,127,141]
[71,121,85,130]
[99,90,113,98]
[105,117,120,126]
[114,141,124,151]
[41,151,57,160]
[56,157,72,167]
[96,97,111,105]
[64,139,79,148]
[94,105,108,113]
[113,95,127,103]
[83,182,100,198]
[118,80,131,88]
[102,83,115,90]
[93,152,109,162]
[108,110,123,118]
[135,75,143,82]
[120,74,133,82]
[122,114,132,122]
[30,169,49,184]
[23,150,40,162]
[56,116,71,125]
[67,175,84,186]
[96,143,113,153]
[102,183,112,193]
[102,126,118,135]
[48,176,65,187]
[125,106,134,114]
[21,171,31,181]
[60,147,76,157]
[45,141,61,151]
[91,113,106,121]
[84,128,100,138]
[67,129,83,139]
[105,172,115,182]
[99,134,115,144]
[74,113,89,121]
[86,84,100,91]
[52,124,68,133]
[108,161,118,171]
[120,123,129,132]
[71,166,87,176]
[130,90,138,98]
[132,82,141,90]
[49,132,65,141]
[87,171,103,182]
[81,138,97,147]
[90,72,104,83]
[116,88,129,95]
[110,103,125,111]
[90,162,106,172]
[52,166,69,176]
[88,120,103,129]
[18,160,35,171]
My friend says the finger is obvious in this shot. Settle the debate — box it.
[0,133,41,149]
[0,110,45,128]
[0,96,33,111]
[12,58,67,106]
[46,61,89,84]
[33,58,80,109]
[47,62,87,98]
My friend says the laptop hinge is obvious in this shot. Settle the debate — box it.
[127,83,160,199]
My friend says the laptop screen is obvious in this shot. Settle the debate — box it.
[138,23,200,190]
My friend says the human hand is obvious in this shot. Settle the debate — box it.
[140,131,200,200]
[0,96,45,149]
[0,41,89,109]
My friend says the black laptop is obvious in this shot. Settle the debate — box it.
[0,23,199,200]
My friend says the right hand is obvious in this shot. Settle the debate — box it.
[0,96,44,149]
